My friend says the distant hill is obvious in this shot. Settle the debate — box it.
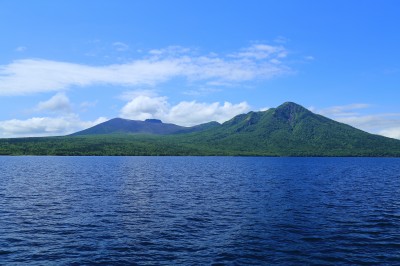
[1,102,400,156]
[71,118,220,136]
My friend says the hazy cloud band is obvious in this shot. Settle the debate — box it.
[0,44,290,96]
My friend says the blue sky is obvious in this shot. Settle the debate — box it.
[1,0,400,138]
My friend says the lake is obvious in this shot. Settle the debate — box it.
[0,156,399,265]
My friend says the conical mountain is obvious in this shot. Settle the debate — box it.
[184,102,400,156]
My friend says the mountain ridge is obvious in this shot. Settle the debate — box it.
[1,101,400,156]
[172,101,400,156]
[71,117,221,136]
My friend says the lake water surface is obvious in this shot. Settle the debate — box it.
[0,156,399,265]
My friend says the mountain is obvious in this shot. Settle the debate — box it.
[71,118,220,136]
[1,102,400,156]
[181,102,400,156]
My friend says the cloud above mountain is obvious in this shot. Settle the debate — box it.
[313,103,400,140]
[119,92,250,126]
[0,115,107,138]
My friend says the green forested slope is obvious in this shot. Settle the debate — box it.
[1,102,400,156]
[177,102,400,156]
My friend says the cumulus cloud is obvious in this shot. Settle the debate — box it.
[118,89,159,101]
[0,115,107,138]
[119,93,250,126]
[120,95,169,121]
[168,101,250,126]
[0,44,291,96]
[35,92,72,113]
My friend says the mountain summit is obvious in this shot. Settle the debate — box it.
[1,102,400,156]
[180,101,400,156]
[71,118,219,136]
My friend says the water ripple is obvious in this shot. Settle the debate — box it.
[0,156,399,265]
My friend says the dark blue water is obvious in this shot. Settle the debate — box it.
[0,157,399,265]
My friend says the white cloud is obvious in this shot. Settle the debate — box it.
[119,93,250,126]
[314,103,400,140]
[259,107,270,112]
[318,103,371,116]
[0,44,291,96]
[168,101,249,126]
[379,127,400,139]
[120,95,169,121]
[112,42,129,52]
[149,46,191,56]
[339,114,400,140]
[231,44,287,60]
[36,92,72,113]
[0,115,107,138]
[334,114,400,132]
[0,58,183,95]
[307,106,316,112]
[118,89,159,101]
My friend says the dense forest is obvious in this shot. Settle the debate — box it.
[1,102,400,157]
